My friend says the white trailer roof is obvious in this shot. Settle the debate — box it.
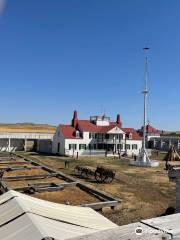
[0,190,117,240]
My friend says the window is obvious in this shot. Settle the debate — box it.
[89,133,96,139]
[129,133,132,139]
[89,144,95,150]
[125,144,131,150]
[79,144,86,150]
[57,143,60,152]
[119,134,123,139]
[105,134,109,139]
[117,144,123,150]
[97,133,99,139]
[132,144,138,150]
[69,144,77,150]
[75,131,80,138]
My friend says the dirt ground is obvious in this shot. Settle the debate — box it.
[2,157,101,206]
[0,162,32,168]
[16,152,176,225]
[3,168,48,177]
[6,177,65,188]
[32,187,99,205]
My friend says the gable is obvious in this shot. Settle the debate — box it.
[107,126,125,134]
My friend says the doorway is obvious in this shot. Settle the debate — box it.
[57,142,60,153]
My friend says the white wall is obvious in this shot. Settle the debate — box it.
[64,137,93,157]
[64,138,142,157]
[52,126,65,155]
[125,139,142,156]
[38,140,52,153]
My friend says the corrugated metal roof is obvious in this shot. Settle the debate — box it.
[0,190,117,240]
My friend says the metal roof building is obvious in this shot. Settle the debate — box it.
[70,214,180,240]
[1,190,180,240]
[0,190,117,240]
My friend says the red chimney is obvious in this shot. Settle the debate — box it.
[116,114,122,128]
[72,110,78,128]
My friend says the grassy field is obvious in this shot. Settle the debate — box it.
[17,152,175,225]
[0,123,56,133]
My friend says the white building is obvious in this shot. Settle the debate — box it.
[52,111,142,157]
[0,131,54,152]
[138,123,161,142]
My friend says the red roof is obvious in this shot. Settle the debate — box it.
[146,124,158,134]
[77,120,119,133]
[122,128,141,140]
[60,121,123,139]
[60,119,141,140]
[60,124,82,139]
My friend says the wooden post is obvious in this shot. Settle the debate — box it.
[168,169,180,213]
[153,139,156,148]
[37,140,40,152]
[169,140,172,149]
[72,147,74,158]
[178,140,180,150]
[176,179,180,213]
[8,138,11,152]
[24,138,27,152]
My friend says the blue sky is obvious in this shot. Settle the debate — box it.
[0,0,179,130]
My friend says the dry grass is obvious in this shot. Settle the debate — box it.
[3,168,48,177]
[17,152,176,225]
[3,156,101,206]
[6,177,65,188]
[0,163,32,168]
[0,123,56,133]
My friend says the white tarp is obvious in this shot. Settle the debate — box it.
[0,190,117,240]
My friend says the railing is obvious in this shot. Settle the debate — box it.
[97,139,125,144]
[65,149,106,156]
